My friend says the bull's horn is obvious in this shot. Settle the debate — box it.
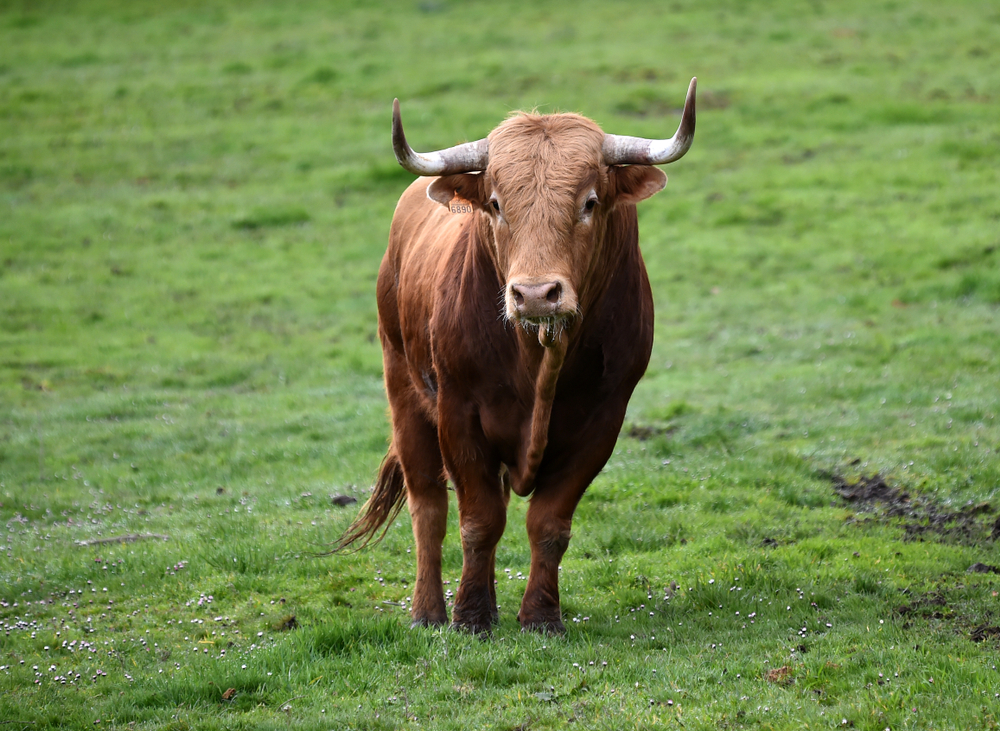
[602,77,697,166]
[392,98,489,176]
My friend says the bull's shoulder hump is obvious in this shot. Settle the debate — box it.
[392,179,473,258]
[391,177,455,234]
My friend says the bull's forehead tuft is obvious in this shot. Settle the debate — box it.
[486,113,605,202]
[489,112,604,160]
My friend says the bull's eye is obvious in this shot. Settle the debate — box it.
[491,200,501,213]
[585,198,597,212]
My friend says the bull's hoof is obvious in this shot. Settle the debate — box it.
[518,616,566,635]
[452,594,498,635]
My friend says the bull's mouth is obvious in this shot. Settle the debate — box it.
[518,314,570,329]
[511,311,574,330]
[514,314,574,347]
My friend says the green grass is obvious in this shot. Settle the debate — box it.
[3,0,1000,728]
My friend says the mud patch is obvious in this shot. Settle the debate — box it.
[967,562,1000,574]
[970,624,1000,643]
[829,473,997,546]
[894,592,952,621]
[892,589,1000,644]
[832,473,905,508]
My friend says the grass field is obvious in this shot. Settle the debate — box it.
[2,0,1000,728]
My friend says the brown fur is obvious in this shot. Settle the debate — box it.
[340,111,667,634]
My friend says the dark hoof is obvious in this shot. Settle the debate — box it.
[452,598,498,635]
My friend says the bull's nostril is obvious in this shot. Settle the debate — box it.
[513,289,525,307]
[546,283,562,304]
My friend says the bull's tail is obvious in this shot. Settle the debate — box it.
[336,450,407,552]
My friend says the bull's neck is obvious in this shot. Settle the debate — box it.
[576,203,641,331]
[473,212,505,287]
[488,205,640,497]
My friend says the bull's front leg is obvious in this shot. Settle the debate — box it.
[517,425,621,634]
[518,490,573,634]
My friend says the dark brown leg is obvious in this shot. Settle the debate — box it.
[384,355,448,627]
[402,453,448,627]
[439,410,506,634]
[450,477,506,633]
[487,467,512,624]
[517,424,622,634]
[518,491,573,634]
[487,546,500,625]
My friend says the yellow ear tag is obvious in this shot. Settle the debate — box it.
[449,198,474,215]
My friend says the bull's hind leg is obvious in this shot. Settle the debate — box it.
[450,474,506,634]
[486,466,512,624]
[384,360,449,627]
[397,413,448,627]
[396,418,448,627]
[439,402,507,634]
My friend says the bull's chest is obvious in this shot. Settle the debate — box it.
[448,340,608,465]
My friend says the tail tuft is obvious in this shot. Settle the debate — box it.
[335,451,406,552]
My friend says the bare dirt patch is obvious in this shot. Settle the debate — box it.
[967,562,1000,574]
[970,624,1000,643]
[892,589,998,645]
[836,473,1000,644]
[829,473,997,546]
[894,591,952,622]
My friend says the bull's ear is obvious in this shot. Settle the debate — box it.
[427,173,488,208]
[610,165,667,206]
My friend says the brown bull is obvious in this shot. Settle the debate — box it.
[340,80,697,633]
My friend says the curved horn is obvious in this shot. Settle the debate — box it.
[392,98,489,176]
[602,77,697,166]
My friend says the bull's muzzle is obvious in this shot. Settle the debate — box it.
[509,280,564,321]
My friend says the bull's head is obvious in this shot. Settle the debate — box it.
[391,79,696,345]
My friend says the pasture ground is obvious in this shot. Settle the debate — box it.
[2,1,1000,728]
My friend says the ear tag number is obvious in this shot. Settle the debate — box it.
[449,198,474,215]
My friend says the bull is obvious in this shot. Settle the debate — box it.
[340,79,697,634]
